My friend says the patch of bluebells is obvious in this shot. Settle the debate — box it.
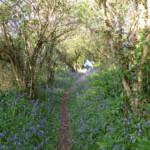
[68,68,150,150]
[54,71,81,90]
[0,93,60,149]
[0,71,80,149]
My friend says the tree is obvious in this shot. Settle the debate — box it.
[0,0,76,99]
[94,0,150,111]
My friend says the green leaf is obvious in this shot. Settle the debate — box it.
[19,14,22,19]
[131,51,135,55]
[147,56,150,60]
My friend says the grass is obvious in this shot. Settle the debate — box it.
[1,66,150,150]
[68,65,150,150]
[0,71,81,150]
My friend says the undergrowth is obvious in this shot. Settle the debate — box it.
[68,66,150,150]
[0,71,81,150]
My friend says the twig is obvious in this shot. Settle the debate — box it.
[0,0,18,9]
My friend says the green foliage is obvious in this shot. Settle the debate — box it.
[0,91,60,149]
[0,0,150,148]
[0,71,81,149]
[68,65,150,150]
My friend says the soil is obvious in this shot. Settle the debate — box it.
[58,69,97,150]
[58,87,72,150]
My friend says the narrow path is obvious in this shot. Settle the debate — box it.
[58,87,72,150]
[58,69,97,150]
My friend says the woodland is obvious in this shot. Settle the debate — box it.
[0,0,150,149]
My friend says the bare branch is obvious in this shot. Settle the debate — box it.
[0,0,18,9]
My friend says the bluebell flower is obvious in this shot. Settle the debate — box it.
[37,124,41,128]
[139,129,143,133]
[137,123,140,127]
[46,137,49,143]
[40,130,44,135]
[18,141,21,145]
[14,133,17,140]
[145,121,148,126]
[0,133,4,137]
[30,100,35,103]
[29,127,36,133]
[0,145,5,149]
[130,136,135,141]
[138,133,141,136]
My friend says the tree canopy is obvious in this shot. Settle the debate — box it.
[0,0,150,107]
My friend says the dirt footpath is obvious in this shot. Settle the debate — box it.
[58,69,97,150]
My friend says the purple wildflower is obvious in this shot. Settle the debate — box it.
[0,133,4,137]
[0,145,5,149]
[34,102,38,106]
[29,127,36,133]
[137,123,140,127]
[138,133,141,136]
[37,125,41,128]
[145,121,148,126]
[30,100,35,103]
[130,136,135,141]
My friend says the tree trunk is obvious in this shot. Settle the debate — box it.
[25,63,39,99]
[47,69,55,87]
[9,56,22,89]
